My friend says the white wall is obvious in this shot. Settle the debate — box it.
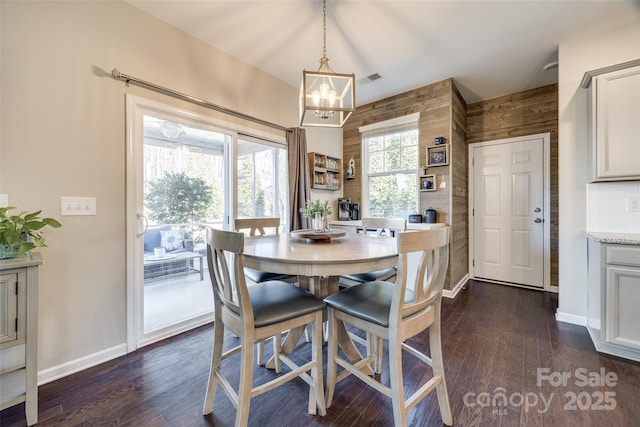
[0,1,341,382]
[557,17,640,324]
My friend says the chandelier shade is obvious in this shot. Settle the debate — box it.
[299,0,355,127]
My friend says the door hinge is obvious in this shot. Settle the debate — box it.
[15,282,19,295]
[15,317,18,332]
[473,259,475,267]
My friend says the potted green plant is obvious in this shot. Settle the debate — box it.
[299,199,332,231]
[0,206,62,259]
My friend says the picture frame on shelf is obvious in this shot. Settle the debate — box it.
[427,145,448,166]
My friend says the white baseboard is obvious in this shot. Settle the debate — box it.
[443,274,468,299]
[555,310,587,326]
[38,343,127,386]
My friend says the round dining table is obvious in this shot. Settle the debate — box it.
[242,230,399,367]
[243,230,398,297]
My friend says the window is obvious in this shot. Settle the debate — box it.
[360,114,419,218]
[237,137,288,223]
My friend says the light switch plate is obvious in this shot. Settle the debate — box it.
[0,194,8,207]
[61,197,96,216]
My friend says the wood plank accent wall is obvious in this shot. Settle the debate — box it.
[342,79,468,291]
[450,85,468,291]
[466,84,559,288]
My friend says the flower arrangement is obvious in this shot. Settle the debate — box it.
[0,206,62,259]
[299,199,332,219]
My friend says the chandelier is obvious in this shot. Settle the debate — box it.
[299,0,355,127]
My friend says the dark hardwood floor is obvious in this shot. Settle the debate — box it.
[2,280,639,426]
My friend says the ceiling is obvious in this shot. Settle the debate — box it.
[128,0,640,106]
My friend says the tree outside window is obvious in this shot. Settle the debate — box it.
[363,124,418,218]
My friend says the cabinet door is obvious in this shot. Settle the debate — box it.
[605,265,640,349]
[592,65,640,180]
[0,273,18,344]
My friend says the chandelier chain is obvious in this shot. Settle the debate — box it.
[322,0,327,58]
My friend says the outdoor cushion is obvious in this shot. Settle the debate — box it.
[161,228,185,250]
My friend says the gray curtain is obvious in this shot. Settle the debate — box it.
[287,127,311,230]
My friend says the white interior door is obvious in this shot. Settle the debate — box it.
[470,134,549,288]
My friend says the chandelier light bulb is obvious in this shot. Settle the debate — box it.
[320,83,330,99]
[312,90,321,106]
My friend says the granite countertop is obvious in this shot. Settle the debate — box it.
[585,232,640,245]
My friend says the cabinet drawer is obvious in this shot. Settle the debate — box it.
[606,245,640,267]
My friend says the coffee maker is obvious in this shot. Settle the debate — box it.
[338,197,351,220]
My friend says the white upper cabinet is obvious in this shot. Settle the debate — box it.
[583,61,640,182]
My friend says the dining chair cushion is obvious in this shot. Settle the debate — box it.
[238,281,326,328]
[324,281,414,328]
[339,267,396,287]
[244,267,296,284]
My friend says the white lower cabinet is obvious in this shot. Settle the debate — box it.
[587,238,640,362]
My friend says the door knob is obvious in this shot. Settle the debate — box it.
[534,218,544,223]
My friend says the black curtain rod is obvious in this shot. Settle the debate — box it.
[111,68,289,133]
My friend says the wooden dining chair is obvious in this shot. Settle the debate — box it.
[203,228,326,426]
[324,227,452,427]
[234,217,298,364]
[234,218,298,285]
[338,217,407,288]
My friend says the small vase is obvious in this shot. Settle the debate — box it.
[312,212,325,232]
[0,243,23,259]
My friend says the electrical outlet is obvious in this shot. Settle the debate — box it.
[627,197,640,212]
[61,197,96,216]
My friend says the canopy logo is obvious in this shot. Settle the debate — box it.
[463,367,618,416]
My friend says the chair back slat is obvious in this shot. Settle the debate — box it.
[392,227,449,325]
[234,217,281,236]
[206,227,250,319]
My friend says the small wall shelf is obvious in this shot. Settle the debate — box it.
[309,152,341,190]
[426,144,449,167]
[419,174,436,192]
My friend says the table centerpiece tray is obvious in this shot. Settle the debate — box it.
[291,229,346,241]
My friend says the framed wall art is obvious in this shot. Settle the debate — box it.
[427,144,449,166]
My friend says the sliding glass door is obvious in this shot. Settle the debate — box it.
[126,96,288,350]
[141,115,228,341]
[237,136,289,224]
